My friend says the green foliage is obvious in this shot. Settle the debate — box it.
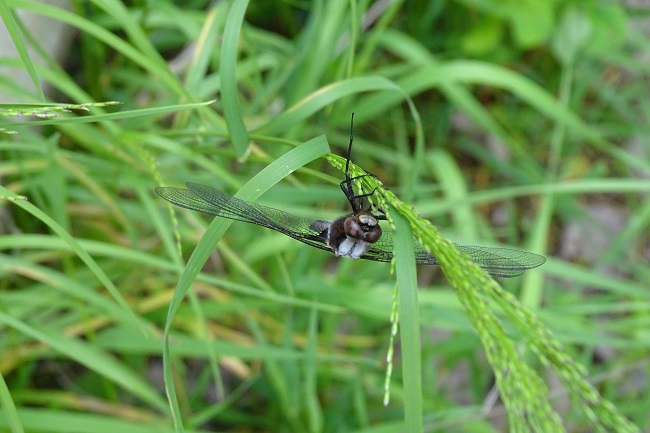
[1,1,648,433]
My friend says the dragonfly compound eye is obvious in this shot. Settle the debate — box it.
[358,213,377,226]
[344,215,382,243]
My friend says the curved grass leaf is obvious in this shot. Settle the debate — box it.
[161,135,330,431]
[252,76,413,136]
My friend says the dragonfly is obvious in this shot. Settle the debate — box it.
[156,116,546,278]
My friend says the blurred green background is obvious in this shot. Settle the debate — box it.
[1,1,649,432]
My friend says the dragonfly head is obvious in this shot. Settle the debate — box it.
[344,210,382,244]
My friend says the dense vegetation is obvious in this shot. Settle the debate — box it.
[1,1,648,432]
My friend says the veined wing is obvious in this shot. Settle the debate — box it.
[156,183,546,277]
[363,231,546,278]
[155,183,331,252]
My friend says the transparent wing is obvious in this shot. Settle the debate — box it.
[155,183,331,252]
[363,231,546,278]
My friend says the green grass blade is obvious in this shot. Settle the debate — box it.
[0,369,22,433]
[390,212,423,433]
[185,4,227,97]
[252,76,408,136]
[220,0,251,158]
[0,0,44,100]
